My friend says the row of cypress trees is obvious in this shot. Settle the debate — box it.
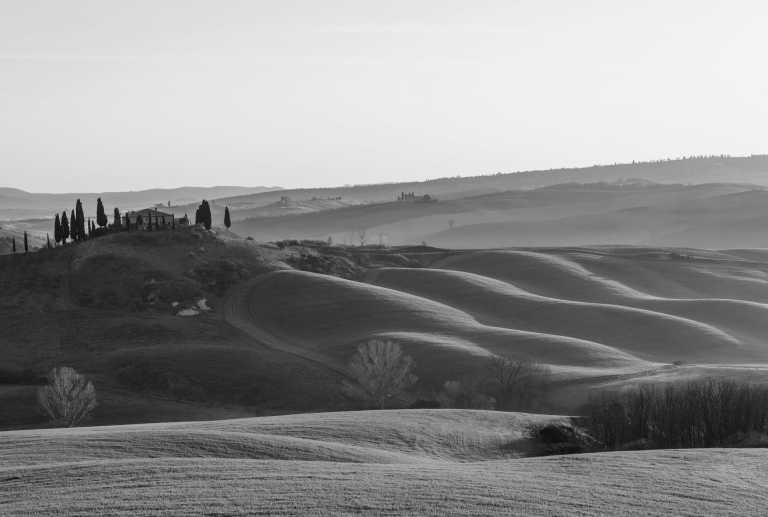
[194,200,232,230]
[8,231,29,254]
[53,197,115,246]
[44,198,232,249]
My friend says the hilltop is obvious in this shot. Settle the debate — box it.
[1,409,766,516]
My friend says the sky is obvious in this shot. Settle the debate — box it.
[1,0,767,193]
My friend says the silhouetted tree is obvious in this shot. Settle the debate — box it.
[70,209,77,241]
[61,211,70,243]
[136,214,144,228]
[96,198,107,228]
[46,233,51,249]
[75,200,85,241]
[23,231,28,253]
[113,207,121,228]
[54,213,62,245]
[11,237,16,254]
[196,200,212,230]
[224,206,231,229]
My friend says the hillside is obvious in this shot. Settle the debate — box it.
[1,410,766,515]
[194,155,768,222]
[232,182,768,249]
[5,229,768,427]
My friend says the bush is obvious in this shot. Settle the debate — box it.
[437,377,496,409]
[583,379,768,450]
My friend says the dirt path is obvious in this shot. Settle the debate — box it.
[222,275,349,377]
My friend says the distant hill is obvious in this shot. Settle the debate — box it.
[0,186,280,220]
[232,182,768,249]
[198,155,768,221]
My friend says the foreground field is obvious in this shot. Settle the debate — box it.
[2,410,766,516]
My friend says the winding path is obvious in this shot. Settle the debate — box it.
[222,275,349,377]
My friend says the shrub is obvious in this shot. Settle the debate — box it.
[438,377,496,409]
[37,366,97,427]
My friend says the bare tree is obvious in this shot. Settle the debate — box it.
[37,366,97,427]
[343,340,417,408]
[487,355,550,410]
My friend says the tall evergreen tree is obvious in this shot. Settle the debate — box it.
[61,211,70,243]
[70,209,77,241]
[75,200,85,240]
[11,237,16,253]
[54,213,62,245]
[47,233,51,249]
[23,231,28,253]
[224,206,231,229]
[96,198,107,228]
[113,207,121,228]
[197,200,212,230]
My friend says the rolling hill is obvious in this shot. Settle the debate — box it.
[5,227,768,427]
[231,182,768,249]
[1,410,766,516]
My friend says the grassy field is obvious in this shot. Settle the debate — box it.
[2,409,767,516]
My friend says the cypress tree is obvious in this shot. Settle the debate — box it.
[23,231,28,253]
[70,209,77,241]
[224,206,231,229]
[96,198,107,228]
[61,211,70,244]
[114,207,121,228]
[54,213,62,245]
[47,233,51,249]
[198,200,212,230]
[75,200,85,240]
[11,237,16,253]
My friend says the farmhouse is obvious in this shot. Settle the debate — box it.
[123,208,180,229]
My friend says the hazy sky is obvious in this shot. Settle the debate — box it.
[1,1,767,193]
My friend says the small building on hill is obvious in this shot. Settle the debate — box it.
[124,208,176,229]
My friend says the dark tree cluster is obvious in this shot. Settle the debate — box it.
[584,379,768,450]
[195,200,212,230]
